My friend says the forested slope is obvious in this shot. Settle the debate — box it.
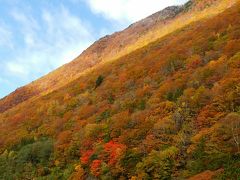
[0,0,240,179]
[0,0,236,113]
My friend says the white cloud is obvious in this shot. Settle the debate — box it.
[11,10,39,48]
[84,0,188,24]
[4,5,94,79]
[6,62,28,76]
[0,22,13,48]
[1,0,189,98]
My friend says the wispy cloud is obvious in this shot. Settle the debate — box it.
[11,9,39,48]
[0,0,188,98]
[4,5,94,79]
[0,21,13,48]
[6,62,28,76]
[0,2,95,97]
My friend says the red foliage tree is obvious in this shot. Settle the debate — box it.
[104,141,126,166]
[80,150,94,165]
[90,160,102,177]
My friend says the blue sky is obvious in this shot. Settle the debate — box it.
[0,0,188,98]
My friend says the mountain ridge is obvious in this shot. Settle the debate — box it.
[0,0,236,113]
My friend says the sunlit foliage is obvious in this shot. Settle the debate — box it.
[0,1,240,179]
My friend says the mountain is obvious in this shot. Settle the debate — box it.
[0,0,240,179]
[0,0,235,113]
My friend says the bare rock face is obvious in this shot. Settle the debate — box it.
[143,6,183,23]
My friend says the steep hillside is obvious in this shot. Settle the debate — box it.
[0,1,240,179]
[0,0,236,113]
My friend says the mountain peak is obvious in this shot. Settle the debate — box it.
[131,5,183,27]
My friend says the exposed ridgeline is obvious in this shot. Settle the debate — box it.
[0,0,237,113]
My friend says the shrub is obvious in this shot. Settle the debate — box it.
[96,110,111,123]
[108,94,115,104]
[95,75,104,89]
[163,54,185,75]
[165,88,183,102]
[137,100,146,110]
[136,146,179,179]
[187,138,207,174]
[0,138,53,179]
[121,149,142,174]
[219,154,240,179]
[17,138,53,164]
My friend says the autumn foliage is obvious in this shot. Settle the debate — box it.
[0,1,240,179]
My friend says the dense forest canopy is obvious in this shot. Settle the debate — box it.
[0,0,240,179]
